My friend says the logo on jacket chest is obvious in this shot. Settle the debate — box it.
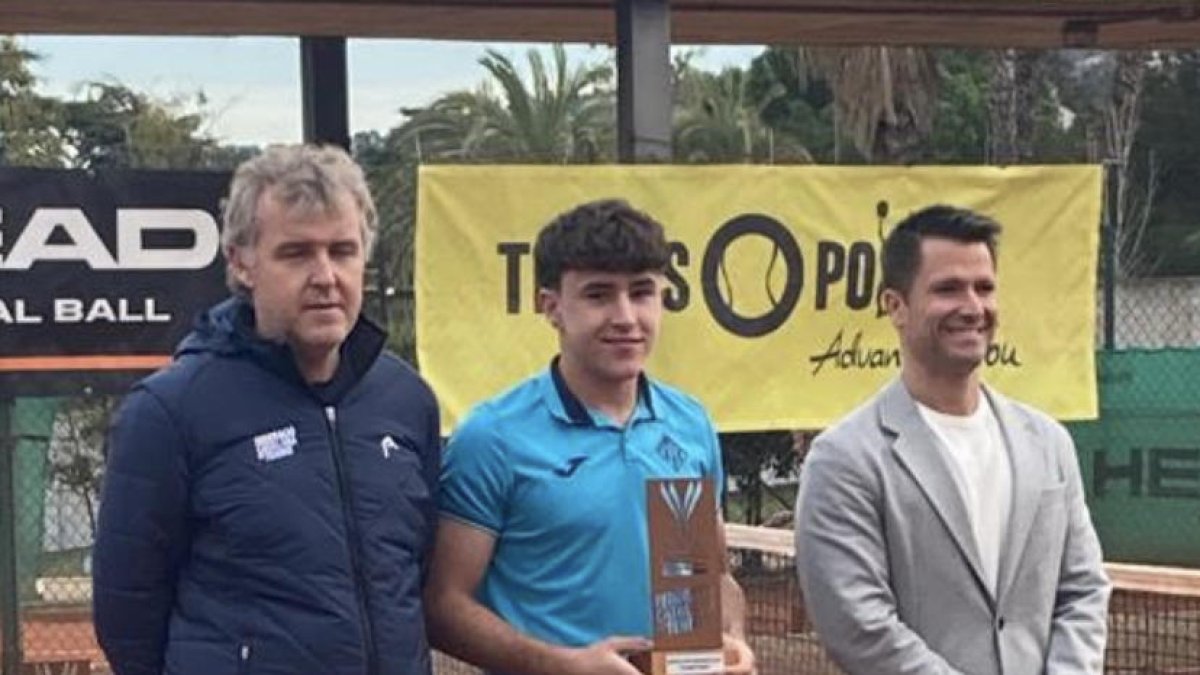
[254,425,297,462]
[381,434,401,459]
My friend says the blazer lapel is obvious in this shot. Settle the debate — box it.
[990,387,1042,604]
[880,380,991,600]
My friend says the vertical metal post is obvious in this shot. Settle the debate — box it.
[301,36,376,321]
[1103,161,1119,351]
[616,0,672,162]
[301,36,350,150]
[0,399,20,675]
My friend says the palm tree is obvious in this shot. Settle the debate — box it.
[745,46,835,162]
[801,46,940,164]
[361,46,614,359]
[673,65,812,163]
[399,45,614,163]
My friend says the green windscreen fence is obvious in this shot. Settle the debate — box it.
[11,398,55,600]
[1069,349,1200,567]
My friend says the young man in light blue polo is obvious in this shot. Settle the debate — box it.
[424,199,753,675]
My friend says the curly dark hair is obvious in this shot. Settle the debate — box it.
[881,204,1002,296]
[534,198,671,290]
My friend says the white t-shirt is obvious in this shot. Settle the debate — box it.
[917,396,1013,594]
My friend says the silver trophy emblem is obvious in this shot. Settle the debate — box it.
[659,480,704,577]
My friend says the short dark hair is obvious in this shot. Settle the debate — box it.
[534,199,671,290]
[881,204,1002,295]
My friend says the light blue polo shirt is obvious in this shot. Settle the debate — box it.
[439,360,725,647]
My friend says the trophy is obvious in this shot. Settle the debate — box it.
[631,477,725,675]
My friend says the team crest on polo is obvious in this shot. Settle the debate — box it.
[656,436,688,471]
[254,426,297,462]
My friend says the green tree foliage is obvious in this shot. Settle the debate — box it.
[1130,51,1200,275]
[354,128,420,362]
[799,46,940,164]
[1025,49,1200,275]
[747,46,944,164]
[929,50,989,163]
[358,45,617,359]
[673,64,812,163]
[398,45,614,163]
[745,46,834,162]
[0,37,66,166]
[61,81,250,170]
[720,431,799,526]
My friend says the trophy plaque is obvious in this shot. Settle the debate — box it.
[631,477,725,675]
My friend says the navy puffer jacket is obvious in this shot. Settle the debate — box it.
[94,297,440,675]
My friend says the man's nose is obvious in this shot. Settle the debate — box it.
[309,252,336,286]
[961,289,986,316]
[610,293,636,324]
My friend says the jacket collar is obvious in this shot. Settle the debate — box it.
[181,296,386,403]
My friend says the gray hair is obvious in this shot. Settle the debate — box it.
[221,143,378,294]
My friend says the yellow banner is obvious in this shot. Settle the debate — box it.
[416,165,1100,432]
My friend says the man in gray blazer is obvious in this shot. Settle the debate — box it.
[794,205,1110,675]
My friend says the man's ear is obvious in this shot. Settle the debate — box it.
[881,287,906,329]
[227,245,255,291]
[538,288,562,329]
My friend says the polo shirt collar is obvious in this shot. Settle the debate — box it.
[542,356,656,426]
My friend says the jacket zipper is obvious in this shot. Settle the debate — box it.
[325,405,379,675]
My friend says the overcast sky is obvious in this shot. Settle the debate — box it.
[22,36,761,145]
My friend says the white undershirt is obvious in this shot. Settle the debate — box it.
[917,396,1013,594]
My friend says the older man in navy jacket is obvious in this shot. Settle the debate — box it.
[93,144,441,675]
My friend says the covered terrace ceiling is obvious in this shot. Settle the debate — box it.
[6,1,1200,49]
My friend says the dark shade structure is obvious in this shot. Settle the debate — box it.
[7,0,1200,48]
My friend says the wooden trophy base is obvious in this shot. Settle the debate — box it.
[630,648,725,675]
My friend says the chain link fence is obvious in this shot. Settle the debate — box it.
[1101,278,1200,349]
[2,396,106,674]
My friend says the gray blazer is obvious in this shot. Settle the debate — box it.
[794,379,1110,675]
